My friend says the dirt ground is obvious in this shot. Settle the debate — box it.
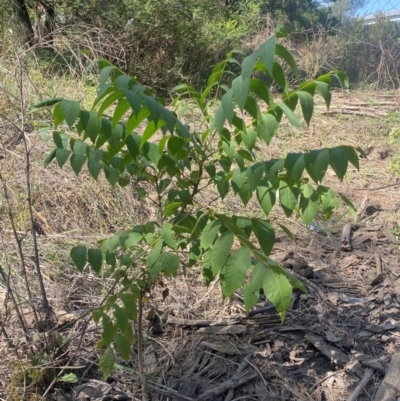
[1,90,400,401]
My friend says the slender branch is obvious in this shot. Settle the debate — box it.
[0,173,39,327]
[137,295,149,401]
[0,264,29,339]
[22,135,49,310]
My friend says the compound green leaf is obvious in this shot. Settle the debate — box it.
[44,148,56,166]
[200,220,222,250]
[112,305,128,336]
[341,145,359,169]
[272,62,288,92]
[258,35,276,75]
[231,168,247,194]
[53,102,63,128]
[160,223,177,250]
[101,313,116,345]
[296,91,314,126]
[60,99,80,128]
[97,89,122,117]
[149,252,180,279]
[80,110,102,143]
[104,166,120,187]
[70,154,86,176]
[315,80,331,109]
[275,44,298,77]
[238,182,252,206]
[34,97,63,108]
[256,179,276,215]
[243,282,260,312]
[285,152,305,181]
[215,172,229,199]
[234,217,253,239]
[241,129,257,151]
[253,220,275,256]
[211,232,234,275]
[53,131,69,149]
[279,180,298,217]
[99,346,115,379]
[120,293,138,320]
[299,184,318,225]
[257,113,277,145]
[207,60,226,88]
[126,107,150,134]
[88,248,103,273]
[55,148,70,168]
[88,160,102,180]
[241,53,258,80]
[331,70,349,88]
[221,247,251,298]
[71,245,87,272]
[221,90,234,123]
[330,147,348,181]
[306,148,330,184]
[243,263,268,311]
[232,75,250,111]
[277,102,301,128]
[249,78,273,106]
[100,235,120,253]
[113,334,131,361]
[168,136,189,161]
[112,98,130,127]
[124,89,142,116]
[247,164,264,192]
[277,223,296,244]
[262,269,292,322]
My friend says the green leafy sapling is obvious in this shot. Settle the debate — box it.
[35,30,360,379]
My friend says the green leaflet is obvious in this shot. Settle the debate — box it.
[220,247,251,298]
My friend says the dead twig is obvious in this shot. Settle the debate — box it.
[346,368,374,401]
[373,350,400,401]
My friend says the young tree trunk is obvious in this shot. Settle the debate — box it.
[9,0,34,47]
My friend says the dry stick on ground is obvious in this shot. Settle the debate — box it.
[198,371,258,401]
[373,350,400,401]
[346,368,374,401]
[347,354,392,401]
[224,354,253,401]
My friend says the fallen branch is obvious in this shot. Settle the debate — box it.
[322,109,387,118]
[167,317,239,327]
[373,350,400,401]
[305,333,349,366]
[198,371,258,400]
[224,354,252,401]
[346,368,374,401]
